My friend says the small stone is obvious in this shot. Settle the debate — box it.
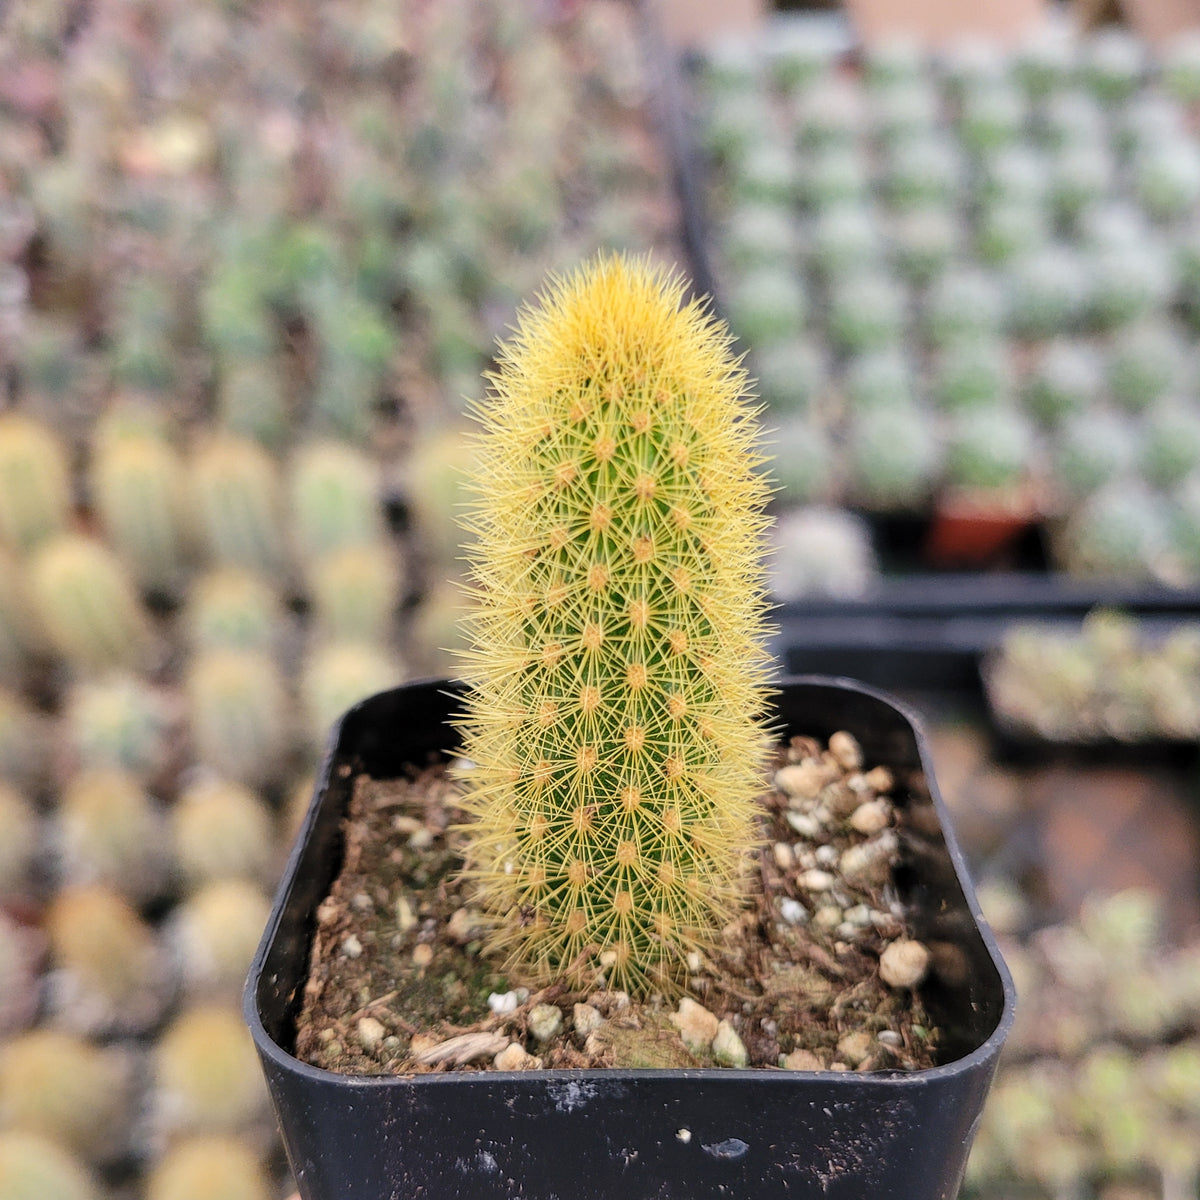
[813,905,843,931]
[686,952,702,972]
[412,942,434,968]
[863,765,894,793]
[357,1016,386,1052]
[821,782,861,819]
[839,830,898,884]
[849,798,891,835]
[829,731,863,771]
[528,1003,564,1043]
[446,907,484,944]
[837,1030,873,1066]
[842,904,871,928]
[341,934,363,958]
[494,1042,541,1071]
[395,894,418,934]
[779,898,807,925]
[712,1020,749,1068]
[878,1030,902,1047]
[351,892,373,911]
[772,842,795,871]
[782,1049,823,1071]
[786,811,822,839]
[408,827,434,850]
[879,939,930,989]
[670,997,719,1054]
[775,761,827,800]
[488,990,521,1015]
[573,1003,603,1037]
[814,844,839,867]
[798,868,836,892]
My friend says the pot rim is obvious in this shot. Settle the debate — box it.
[245,672,1016,1089]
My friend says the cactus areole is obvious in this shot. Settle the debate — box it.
[455,254,774,996]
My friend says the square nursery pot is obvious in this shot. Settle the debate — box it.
[245,675,1015,1200]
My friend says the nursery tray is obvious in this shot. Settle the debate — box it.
[772,574,1200,695]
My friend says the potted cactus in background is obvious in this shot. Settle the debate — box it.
[246,254,1014,1200]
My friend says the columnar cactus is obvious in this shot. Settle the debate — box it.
[455,254,773,996]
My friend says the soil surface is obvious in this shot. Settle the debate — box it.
[295,731,941,1075]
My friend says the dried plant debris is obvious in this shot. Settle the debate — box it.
[295,731,943,1076]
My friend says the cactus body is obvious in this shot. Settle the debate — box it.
[168,879,272,1003]
[150,1006,271,1142]
[0,1132,101,1200]
[185,649,290,786]
[288,439,385,561]
[170,778,276,891]
[300,640,402,748]
[63,672,172,780]
[54,768,170,903]
[45,882,172,1036]
[310,543,403,642]
[215,358,289,450]
[0,1030,133,1163]
[0,911,40,1037]
[184,568,284,655]
[28,535,152,674]
[189,436,287,576]
[145,1136,272,1200]
[456,255,772,996]
[0,413,72,554]
[90,431,190,594]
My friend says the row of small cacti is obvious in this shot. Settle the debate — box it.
[693,26,1200,583]
[965,887,1200,1197]
[0,0,671,462]
[985,609,1200,741]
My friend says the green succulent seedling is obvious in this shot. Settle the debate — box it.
[454,254,773,997]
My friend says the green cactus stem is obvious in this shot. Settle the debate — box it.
[455,253,773,996]
[309,543,403,643]
[168,879,273,1004]
[300,640,402,750]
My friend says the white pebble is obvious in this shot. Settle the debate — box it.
[671,997,719,1054]
[849,799,891,835]
[786,811,822,839]
[815,844,839,867]
[488,990,521,1015]
[712,1020,749,1068]
[528,1003,564,1043]
[798,868,836,892]
[828,731,863,770]
[879,939,931,989]
[357,1016,386,1052]
[779,898,807,925]
[341,934,363,958]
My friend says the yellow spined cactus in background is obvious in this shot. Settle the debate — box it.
[456,253,773,996]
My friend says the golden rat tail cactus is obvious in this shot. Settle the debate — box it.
[456,253,773,996]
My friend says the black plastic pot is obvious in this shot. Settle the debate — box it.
[246,676,1015,1200]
